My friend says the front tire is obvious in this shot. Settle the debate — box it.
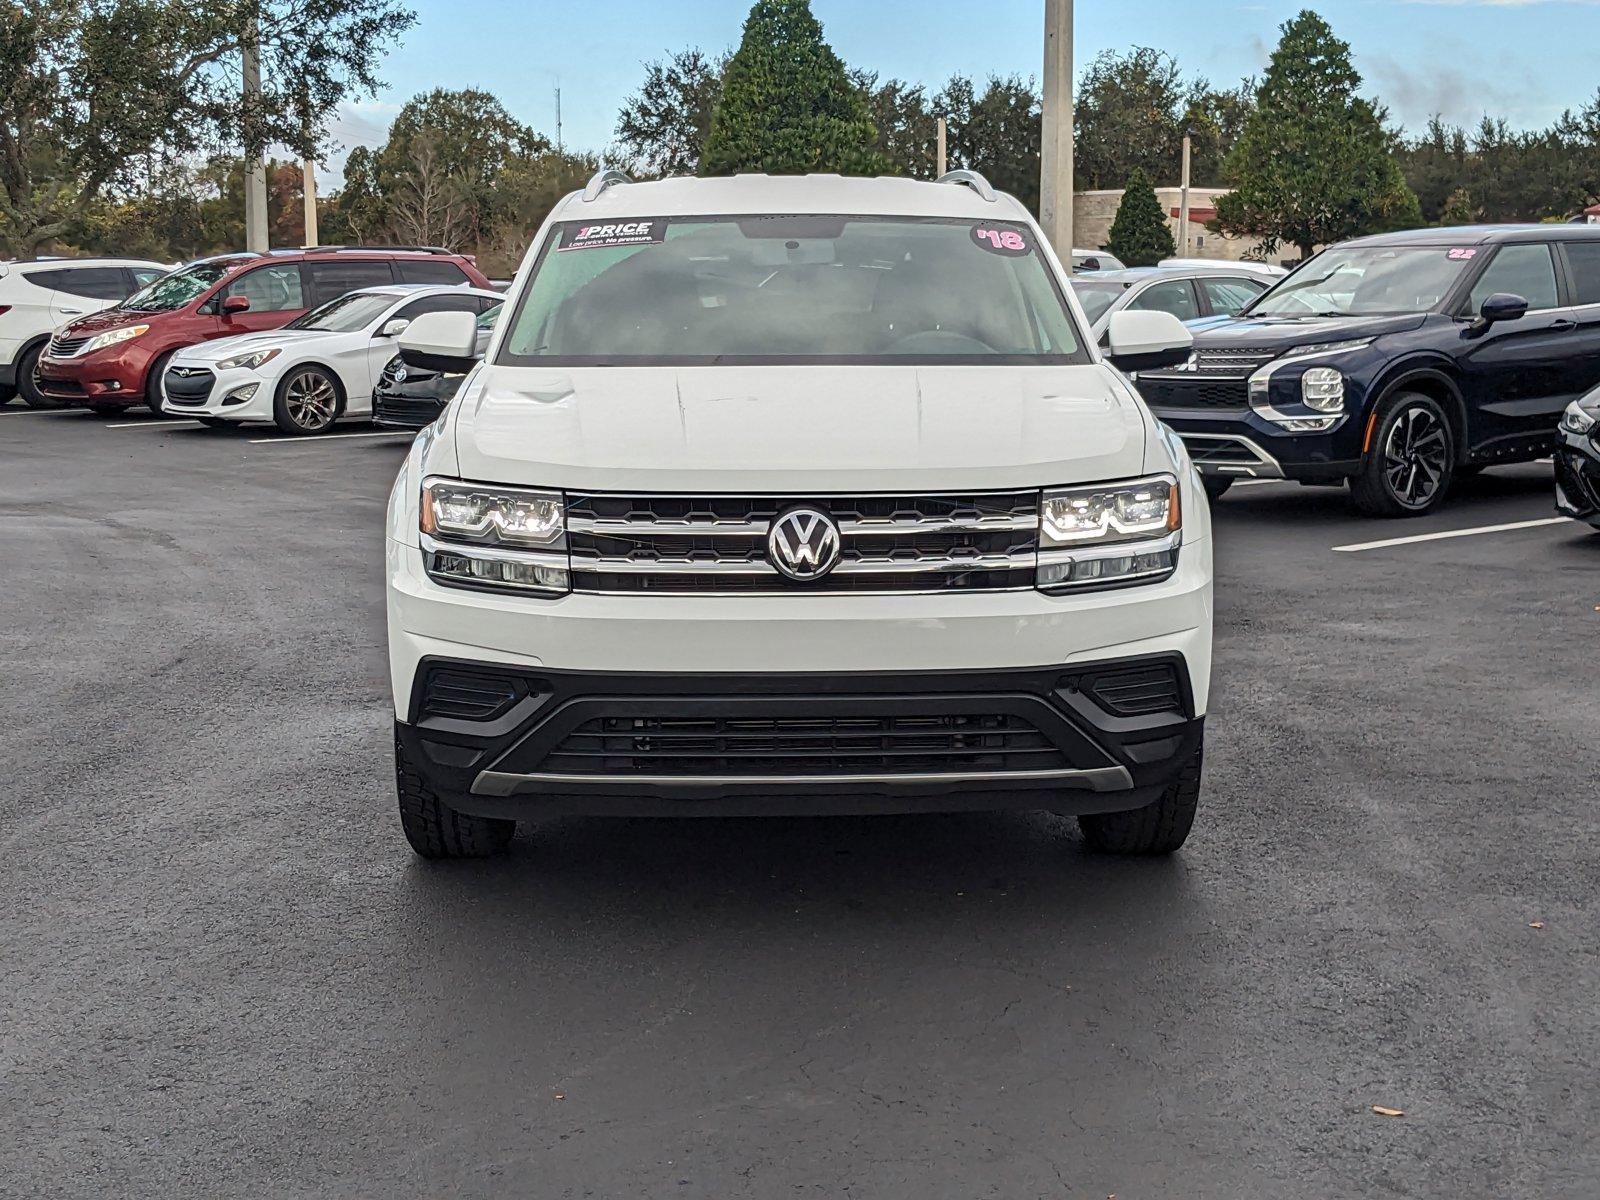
[16,343,59,408]
[1078,745,1202,855]
[273,366,341,435]
[1350,392,1456,517]
[144,351,176,414]
[396,729,515,859]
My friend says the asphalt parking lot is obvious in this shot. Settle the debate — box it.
[4,405,1598,1199]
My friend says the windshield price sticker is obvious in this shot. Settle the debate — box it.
[561,220,666,251]
[1447,247,1477,260]
[971,224,1031,256]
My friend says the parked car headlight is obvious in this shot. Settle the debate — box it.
[1562,398,1598,435]
[1301,366,1345,412]
[1038,475,1181,591]
[83,324,149,353]
[419,477,568,594]
[217,348,280,371]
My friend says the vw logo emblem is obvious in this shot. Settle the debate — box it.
[767,507,841,581]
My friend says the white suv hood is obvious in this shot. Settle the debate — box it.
[450,364,1151,492]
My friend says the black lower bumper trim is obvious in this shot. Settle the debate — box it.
[396,657,1204,818]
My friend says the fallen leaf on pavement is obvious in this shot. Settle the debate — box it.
[1529,922,1545,929]
[1371,1105,1404,1117]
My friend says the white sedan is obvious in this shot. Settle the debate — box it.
[160,284,503,434]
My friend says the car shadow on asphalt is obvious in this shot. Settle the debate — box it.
[394,810,1204,937]
[1213,464,1556,529]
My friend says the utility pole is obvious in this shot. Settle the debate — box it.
[241,16,269,253]
[936,115,947,177]
[1040,0,1073,259]
[1178,133,1192,256]
[554,85,563,156]
[302,158,319,247]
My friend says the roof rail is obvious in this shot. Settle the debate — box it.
[935,169,997,203]
[301,244,455,255]
[582,168,633,203]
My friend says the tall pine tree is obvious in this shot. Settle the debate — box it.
[701,0,890,177]
[1106,169,1176,266]
[1214,10,1420,259]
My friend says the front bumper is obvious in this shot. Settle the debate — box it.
[397,658,1204,819]
[160,364,275,420]
[37,348,149,406]
[387,528,1212,817]
[1154,406,1361,481]
[1554,428,1600,528]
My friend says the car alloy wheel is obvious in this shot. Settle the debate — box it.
[1382,403,1450,509]
[282,369,339,433]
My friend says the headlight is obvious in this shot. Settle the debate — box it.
[1301,367,1345,412]
[1038,475,1181,591]
[83,325,149,353]
[420,477,569,594]
[1563,398,1598,435]
[217,348,280,371]
[1279,338,1373,359]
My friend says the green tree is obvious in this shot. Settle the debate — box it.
[935,75,1042,213]
[374,88,548,244]
[1439,186,1476,226]
[0,0,414,256]
[1213,10,1421,259]
[1075,48,1186,189]
[853,72,938,178]
[701,0,888,177]
[616,48,728,177]
[1106,169,1176,266]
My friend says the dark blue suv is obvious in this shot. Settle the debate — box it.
[1136,226,1600,516]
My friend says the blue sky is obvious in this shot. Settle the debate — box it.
[324,0,1600,182]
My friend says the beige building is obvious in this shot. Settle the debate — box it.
[1075,187,1285,266]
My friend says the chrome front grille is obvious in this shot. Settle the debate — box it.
[47,333,90,358]
[565,490,1041,594]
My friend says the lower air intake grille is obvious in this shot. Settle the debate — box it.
[538,712,1069,777]
[1080,663,1186,717]
[419,668,524,722]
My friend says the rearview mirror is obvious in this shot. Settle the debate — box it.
[398,310,479,374]
[1104,310,1194,372]
[1472,292,1528,333]
[377,317,411,339]
[221,295,250,315]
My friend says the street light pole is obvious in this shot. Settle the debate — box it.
[1178,133,1192,256]
[1040,0,1074,260]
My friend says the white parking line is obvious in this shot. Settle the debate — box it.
[105,419,203,429]
[1333,517,1574,553]
[247,430,414,446]
[0,408,81,416]
[1232,479,1284,488]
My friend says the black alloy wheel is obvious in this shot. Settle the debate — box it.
[1351,392,1455,517]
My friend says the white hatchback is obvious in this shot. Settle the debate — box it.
[160,284,502,434]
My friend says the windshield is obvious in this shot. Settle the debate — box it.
[498,216,1087,365]
[120,261,236,313]
[1070,280,1129,325]
[1249,245,1473,317]
[287,291,395,332]
[478,303,502,330]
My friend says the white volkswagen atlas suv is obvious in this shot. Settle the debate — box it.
[385,169,1213,859]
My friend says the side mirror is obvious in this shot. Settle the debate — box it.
[1104,310,1194,372]
[399,310,479,374]
[377,317,411,339]
[1471,292,1528,333]
[221,295,250,315]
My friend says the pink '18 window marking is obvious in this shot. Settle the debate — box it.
[975,228,1026,251]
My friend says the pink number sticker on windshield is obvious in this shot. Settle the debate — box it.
[971,225,1031,256]
[1447,247,1477,260]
